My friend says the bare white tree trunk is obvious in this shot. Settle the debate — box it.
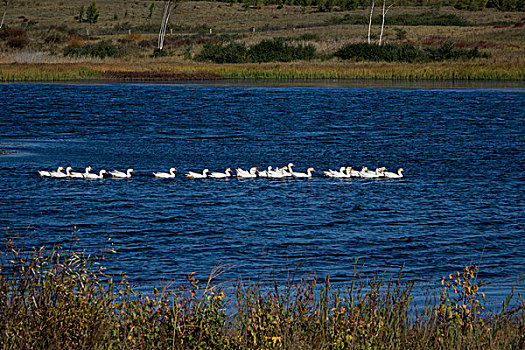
[158,0,174,51]
[0,1,9,30]
[379,0,394,46]
[367,0,375,44]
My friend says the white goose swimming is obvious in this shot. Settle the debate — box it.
[153,168,177,178]
[323,166,345,177]
[330,167,353,178]
[50,167,67,178]
[209,168,232,179]
[110,168,134,178]
[186,169,210,179]
[359,167,385,178]
[84,169,107,179]
[293,167,315,178]
[237,167,258,178]
[267,166,287,178]
[257,166,272,178]
[383,168,404,178]
[67,166,88,178]
[38,166,62,177]
[282,163,295,177]
[349,167,361,177]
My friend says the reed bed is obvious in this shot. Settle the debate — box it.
[1,61,524,82]
[1,236,523,349]
[0,63,99,82]
[208,62,525,81]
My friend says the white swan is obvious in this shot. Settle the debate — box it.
[293,167,315,178]
[38,166,63,177]
[384,168,404,178]
[110,168,134,178]
[50,167,67,178]
[153,168,177,178]
[186,169,210,179]
[84,169,107,179]
[210,168,232,179]
[237,167,258,178]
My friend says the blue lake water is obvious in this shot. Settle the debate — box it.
[1,82,524,304]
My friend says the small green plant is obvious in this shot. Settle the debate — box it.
[152,47,170,57]
[77,5,85,23]
[85,2,99,25]
[148,3,154,19]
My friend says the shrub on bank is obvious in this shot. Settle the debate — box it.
[0,237,524,349]
[334,42,488,62]
[197,38,316,63]
[63,41,126,59]
[198,41,248,63]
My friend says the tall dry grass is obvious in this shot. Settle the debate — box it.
[1,235,524,349]
[1,61,524,81]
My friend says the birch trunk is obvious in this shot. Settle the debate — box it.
[158,0,173,51]
[379,1,394,46]
[0,1,9,30]
[367,0,375,44]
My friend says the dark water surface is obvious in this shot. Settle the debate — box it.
[1,83,524,303]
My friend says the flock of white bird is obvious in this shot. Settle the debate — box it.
[38,163,405,179]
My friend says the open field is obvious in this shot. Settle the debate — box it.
[0,1,524,80]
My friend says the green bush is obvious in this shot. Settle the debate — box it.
[334,42,488,63]
[424,41,488,60]
[486,0,525,10]
[152,47,171,57]
[197,38,316,63]
[197,41,248,63]
[248,38,316,62]
[63,41,126,59]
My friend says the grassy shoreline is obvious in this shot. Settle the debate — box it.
[1,3,524,83]
[1,61,524,82]
[1,238,524,349]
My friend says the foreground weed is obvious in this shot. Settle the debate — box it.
[1,236,524,349]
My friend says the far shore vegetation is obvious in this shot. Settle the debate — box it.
[0,0,524,81]
[1,234,524,349]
